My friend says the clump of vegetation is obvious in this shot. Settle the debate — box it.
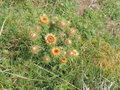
[0,0,120,89]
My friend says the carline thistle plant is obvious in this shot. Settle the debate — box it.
[29,14,80,63]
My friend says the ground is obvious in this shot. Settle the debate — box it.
[0,0,120,90]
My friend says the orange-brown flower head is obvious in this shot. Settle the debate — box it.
[30,32,37,40]
[40,15,49,24]
[77,36,81,41]
[35,26,41,31]
[45,33,57,45]
[65,39,72,45]
[60,32,66,37]
[51,21,56,25]
[51,47,61,56]
[59,20,67,28]
[68,28,77,35]
[60,57,67,63]
[31,46,39,53]
[43,56,50,63]
[68,51,74,56]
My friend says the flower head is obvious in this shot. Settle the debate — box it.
[35,26,41,31]
[67,21,71,25]
[68,50,79,57]
[51,21,56,25]
[40,15,49,24]
[72,50,79,56]
[60,57,67,63]
[65,39,72,45]
[63,51,67,55]
[76,36,81,41]
[51,47,60,56]
[45,33,57,45]
[68,51,74,56]
[60,32,66,37]
[30,32,37,40]
[68,28,77,35]
[59,20,67,28]
[43,56,50,63]
[53,16,59,21]
[31,46,39,53]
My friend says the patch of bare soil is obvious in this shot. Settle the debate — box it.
[73,0,100,15]
[74,0,120,37]
[105,20,120,38]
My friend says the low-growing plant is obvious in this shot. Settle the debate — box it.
[0,0,120,89]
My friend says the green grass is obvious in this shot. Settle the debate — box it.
[0,0,120,89]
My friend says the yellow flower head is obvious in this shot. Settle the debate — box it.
[60,57,67,63]
[45,33,57,45]
[40,15,49,24]
[51,47,60,56]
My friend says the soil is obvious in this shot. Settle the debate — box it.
[73,0,100,15]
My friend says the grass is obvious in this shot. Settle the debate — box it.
[0,0,120,89]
